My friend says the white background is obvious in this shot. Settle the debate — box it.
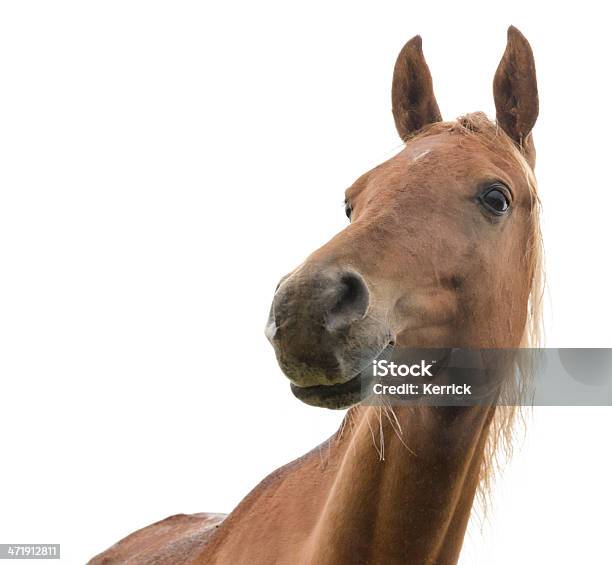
[0,2,610,564]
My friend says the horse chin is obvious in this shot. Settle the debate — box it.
[289,343,395,410]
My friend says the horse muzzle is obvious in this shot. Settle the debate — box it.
[265,265,393,408]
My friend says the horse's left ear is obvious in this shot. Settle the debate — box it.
[494,26,539,163]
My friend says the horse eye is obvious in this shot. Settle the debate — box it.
[480,185,510,215]
[345,202,352,220]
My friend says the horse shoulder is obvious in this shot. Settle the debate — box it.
[88,512,226,565]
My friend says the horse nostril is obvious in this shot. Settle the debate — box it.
[326,271,370,331]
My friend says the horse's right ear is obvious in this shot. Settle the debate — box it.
[493,26,539,159]
[392,35,442,141]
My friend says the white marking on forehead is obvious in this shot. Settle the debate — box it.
[412,149,431,162]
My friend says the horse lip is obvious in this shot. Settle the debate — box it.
[290,371,363,404]
[289,342,395,408]
[290,342,394,389]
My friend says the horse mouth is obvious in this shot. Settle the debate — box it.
[290,343,395,410]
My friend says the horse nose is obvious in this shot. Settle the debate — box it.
[267,268,370,339]
[266,267,372,386]
[325,271,369,330]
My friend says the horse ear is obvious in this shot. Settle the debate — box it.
[392,35,442,141]
[494,26,539,154]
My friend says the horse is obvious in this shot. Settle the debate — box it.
[90,25,542,564]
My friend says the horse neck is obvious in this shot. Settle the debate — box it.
[304,403,496,564]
